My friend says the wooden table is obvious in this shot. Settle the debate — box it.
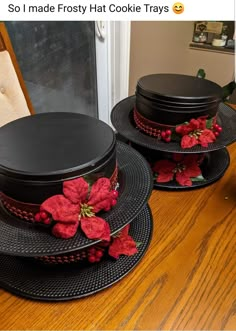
[0,145,236,330]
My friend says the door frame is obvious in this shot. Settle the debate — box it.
[95,21,131,125]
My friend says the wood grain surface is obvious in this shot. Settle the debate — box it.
[0,145,236,330]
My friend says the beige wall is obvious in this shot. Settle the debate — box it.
[129,21,235,95]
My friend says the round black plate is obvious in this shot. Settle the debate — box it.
[153,148,230,190]
[111,96,236,153]
[0,205,153,301]
[0,142,153,256]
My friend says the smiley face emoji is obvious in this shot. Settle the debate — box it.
[172,2,184,14]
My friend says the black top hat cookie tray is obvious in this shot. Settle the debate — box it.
[0,113,154,300]
[112,74,236,190]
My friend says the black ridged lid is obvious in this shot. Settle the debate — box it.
[136,74,222,104]
[0,113,115,180]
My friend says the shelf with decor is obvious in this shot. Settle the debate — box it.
[190,21,235,55]
[189,42,235,55]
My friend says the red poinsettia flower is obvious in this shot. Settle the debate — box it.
[176,117,216,149]
[108,224,138,259]
[153,154,202,187]
[39,177,117,240]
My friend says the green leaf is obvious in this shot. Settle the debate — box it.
[135,242,142,248]
[206,118,213,129]
[170,131,181,141]
[191,174,205,182]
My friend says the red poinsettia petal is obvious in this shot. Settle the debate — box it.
[176,124,193,136]
[183,164,202,178]
[182,155,202,178]
[63,177,89,204]
[119,224,130,237]
[152,159,176,173]
[176,172,192,187]
[173,153,184,162]
[176,117,208,137]
[80,216,111,241]
[87,178,112,213]
[108,235,138,259]
[198,129,216,147]
[183,154,201,164]
[100,221,111,242]
[157,172,175,183]
[197,117,207,129]
[153,159,175,183]
[181,135,198,149]
[189,119,201,130]
[89,177,111,200]
[52,221,79,239]
[89,196,114,214]
[41,195,80,223]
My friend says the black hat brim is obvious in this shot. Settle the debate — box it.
[111,96,236,153]
[153,148,230,190]
[0,205,152,301]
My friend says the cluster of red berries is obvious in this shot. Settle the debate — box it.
[213,123,222,137]
[34,210,51,225]
[111,189,119,204]
[87,246,105,263]
[160,129,172,142]
[35,245,107,264]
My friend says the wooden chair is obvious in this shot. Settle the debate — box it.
[0,22,34,126]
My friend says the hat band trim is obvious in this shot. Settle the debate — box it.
[134,107,176,134]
